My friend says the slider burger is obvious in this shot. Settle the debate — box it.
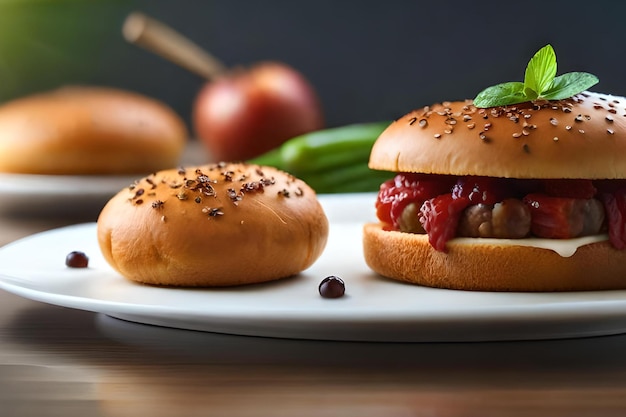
[363,45,626,291]
[97,162,329,286]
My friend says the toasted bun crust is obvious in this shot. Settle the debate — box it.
[97,163,329,286]
[363,223,626,291]
[0,86,187,175]
[369,92,626,179]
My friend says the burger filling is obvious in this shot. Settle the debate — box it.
[376,173,626,252]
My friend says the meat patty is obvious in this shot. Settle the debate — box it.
[458,199,531,238]
[457,197,605,239]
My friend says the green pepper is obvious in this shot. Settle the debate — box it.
[248,122,394,193]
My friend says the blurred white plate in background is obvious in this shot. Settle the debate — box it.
[0,173,140,218]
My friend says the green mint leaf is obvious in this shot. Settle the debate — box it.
[523,86,538,100]
[524,44,557,97]
[472,44,599,108]
[473,82,526,108]
[540,72,599,100]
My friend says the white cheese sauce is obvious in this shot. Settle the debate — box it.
[450,234,609,257]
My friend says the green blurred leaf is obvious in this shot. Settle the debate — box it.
[0,0,134,102]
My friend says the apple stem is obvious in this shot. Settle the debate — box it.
[122,12,227,80]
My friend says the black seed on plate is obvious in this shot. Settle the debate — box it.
[319,276,345,298]
[66,251,89,268]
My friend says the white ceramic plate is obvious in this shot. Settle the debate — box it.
[0,172,140,217]
[1,193,626,342]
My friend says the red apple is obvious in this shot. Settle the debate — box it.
[192,61,324,162]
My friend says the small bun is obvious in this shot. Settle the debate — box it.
[363,223,626,291]
[97,163,329,286]
[0,86,187,175]
[370,92,626,179]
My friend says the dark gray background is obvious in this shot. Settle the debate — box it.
[2,0,625,133]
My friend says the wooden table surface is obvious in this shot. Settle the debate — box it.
[2,167,626,416]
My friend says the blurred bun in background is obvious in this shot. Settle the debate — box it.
[0,86,187,175]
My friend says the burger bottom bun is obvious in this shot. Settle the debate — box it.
[363,223,626,292]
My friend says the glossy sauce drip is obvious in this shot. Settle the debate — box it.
[450,234,608,257]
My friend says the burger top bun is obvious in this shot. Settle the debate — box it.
[369,91,626,179]
[0,86,187,175]
[97,163,329,287]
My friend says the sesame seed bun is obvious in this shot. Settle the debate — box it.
[369,92,626,179]
[0,86,187,175]
[97,163,329,287]
[365,92,626,291]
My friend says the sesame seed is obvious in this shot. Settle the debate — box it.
[418,119,428,128]
[608,129,615,135]
[202,207,224,217]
